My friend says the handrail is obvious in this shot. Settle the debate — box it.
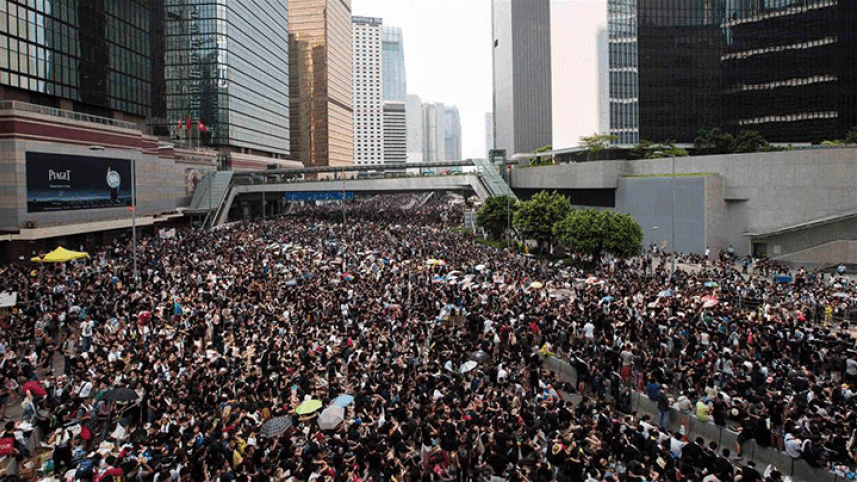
[0,100,138,129]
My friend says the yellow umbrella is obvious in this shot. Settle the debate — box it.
[295,399,322,415]
[31,247,88,263]
[530,281,544,289]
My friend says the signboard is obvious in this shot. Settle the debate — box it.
[26,152,133,212]
[489,149,507,165]
[284,192,354,201]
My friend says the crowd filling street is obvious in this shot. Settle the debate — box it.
[2,194,857,482]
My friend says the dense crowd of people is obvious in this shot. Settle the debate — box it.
[0,194,855,482]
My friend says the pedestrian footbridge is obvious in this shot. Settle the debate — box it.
[187,160,516,228]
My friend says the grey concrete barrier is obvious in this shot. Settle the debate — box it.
[540,354,841,482]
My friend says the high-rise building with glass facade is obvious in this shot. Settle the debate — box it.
[352,16,383,167]
[289,0,353,170]
[608,0,857,144]
[164,1,291,163]
[381,26,406,167]
[444,106,461,161]
[0,0,153,125]
[491,0,552,156]
[381,26,406,102]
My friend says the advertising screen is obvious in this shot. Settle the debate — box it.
[26,152,133,212]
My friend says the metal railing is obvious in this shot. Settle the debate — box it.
[0,100,138,129]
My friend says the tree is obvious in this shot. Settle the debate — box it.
[553,209,643,263]
[732,130,770,153]
[528,145,554,166]
[579,133,618,161]
[629,140,689,160]
[694,128,733,155]
[845,127,857,145]
[476,195,518,240]
[513,191,570,252]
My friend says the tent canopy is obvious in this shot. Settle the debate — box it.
[32,247,88,263]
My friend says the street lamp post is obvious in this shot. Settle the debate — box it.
[651,226,659,275]
[131,156,138,283]
[671,154,676,274]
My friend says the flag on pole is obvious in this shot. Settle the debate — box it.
[177,118,184,139]
[198,121,207,133]
[186,115,192,132]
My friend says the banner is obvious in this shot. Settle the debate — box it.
[26,152,133,212]
[284,192,354,201]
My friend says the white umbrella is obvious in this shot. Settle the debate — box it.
[317,405,345,431]
[459,361,478,374]
[475,264,486,271]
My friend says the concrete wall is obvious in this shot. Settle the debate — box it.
[512,161,620,189]
[511,148,857,258]
[615,176,708,254]
[775,240,857,267]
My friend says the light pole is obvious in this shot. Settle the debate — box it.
[651,226,659,275]
[131,155,138,283]
[671,154,676,274]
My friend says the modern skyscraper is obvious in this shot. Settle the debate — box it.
[608,0,857,144]
[165,1,292,165]
[0,0,153,126]
[406,95,424,164]
[486,112,495,155]
[491,0,552,156]
[381,26,407,167]
[607,0,639,145]
[444,106,462,161]
[422,103,445,162]
[352,17,383,167]
[289,0,353,169]
[381,26,406,102]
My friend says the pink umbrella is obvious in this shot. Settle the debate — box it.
[701,296,719,309]
[342,273,354,281]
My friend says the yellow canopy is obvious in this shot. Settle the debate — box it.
[31,247,89,263]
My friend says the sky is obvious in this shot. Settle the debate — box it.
[351,0,608,158]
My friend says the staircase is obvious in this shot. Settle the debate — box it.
[472,158,517,199]
[186,171,235,228]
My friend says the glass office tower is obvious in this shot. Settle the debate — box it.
[608,0,857,144]
[0,0,152,120]
[164,0,290,157]
[289,0,353,169]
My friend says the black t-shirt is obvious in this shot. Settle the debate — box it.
[741,467,762,482]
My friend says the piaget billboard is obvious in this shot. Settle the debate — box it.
[26,152,133,212]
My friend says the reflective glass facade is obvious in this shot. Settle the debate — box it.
[443,106,461,161]
[381,26,405,102]
[0,0,152,118]
[608,0,857,144]
[608,0,638,144]
[165,0,290,156]
[289,0,353,168]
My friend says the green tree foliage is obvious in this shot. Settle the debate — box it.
[845,127,857,145]
[528,145,554,166]
[476,195,518,240]
[732,130,770,153]
[628,140,689,160]
[553,209,643,261]
[513,191,570,251]
[579,133,618,161]
[695,128,783,154]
